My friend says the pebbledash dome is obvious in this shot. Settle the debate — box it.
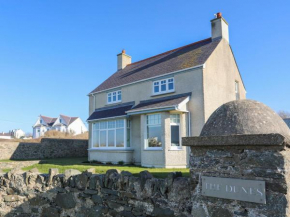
[200,99,290,141]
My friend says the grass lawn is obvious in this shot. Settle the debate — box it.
[2,158,189,179]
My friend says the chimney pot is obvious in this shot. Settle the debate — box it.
[122,49,126,54]
[217,12,222,18]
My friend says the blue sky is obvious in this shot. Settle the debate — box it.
[0,1,289,133]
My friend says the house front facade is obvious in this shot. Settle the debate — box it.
[33,114,87,138]
[87,13,246,168]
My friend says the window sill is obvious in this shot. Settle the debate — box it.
[106,101,122,106]
[88,148,134,152]
[144,148,163,151]
[169,148,184,151]
[151,91,175,97]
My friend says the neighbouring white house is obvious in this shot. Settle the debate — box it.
[0,132,12,139]
[11,129,26,139]
[87,13,246,168]
[32,114,88,138]
[0,129,25,139]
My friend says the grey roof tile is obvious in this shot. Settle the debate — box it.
[90,38,220,93]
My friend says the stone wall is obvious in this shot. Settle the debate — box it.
[183,134,290,217]
[0,168,192,217]
[0,138,88,160]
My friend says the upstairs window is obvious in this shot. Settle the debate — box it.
[235,81,240,100]
[107,90,122,104]
[153,77,174,95]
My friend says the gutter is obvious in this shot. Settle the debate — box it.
[88,64,204,96]
[87,115,128,123]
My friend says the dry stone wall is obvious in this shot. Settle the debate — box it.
[0,168,192,217]
[0,138,88,160]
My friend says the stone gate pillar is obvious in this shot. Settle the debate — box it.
[183,100,290,217]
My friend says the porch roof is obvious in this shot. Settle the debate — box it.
[126,92,191,115]
[87,102,135,121]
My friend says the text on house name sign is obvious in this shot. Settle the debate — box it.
[201,176,266,204]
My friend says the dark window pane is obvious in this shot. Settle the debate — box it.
[171,125,180,146]
[147,125,162,147]
[127,128,130,147]
[168,82,174,90]
[154,86,159,93]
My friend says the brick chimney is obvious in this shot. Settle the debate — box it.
[211,12,229,43]
[117,50,131,70]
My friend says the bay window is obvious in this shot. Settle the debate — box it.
[92,119,129,148]
[153,77,175,95]
[147,114,162,148]
[107,90,122,104]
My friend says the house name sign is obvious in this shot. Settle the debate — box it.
[201,176,266,204]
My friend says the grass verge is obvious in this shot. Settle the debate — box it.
[13,157,190,179]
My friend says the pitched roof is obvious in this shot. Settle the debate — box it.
[127,93,191,114]
[87,102,135,121]
[40,115,57,126]
[90,38,221,94]
[60,115,79,126]
[40,115,79,127]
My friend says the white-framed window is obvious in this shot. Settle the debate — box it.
[127,120,131,147]
[170,114,181,149]
[40,120,42,124]
[235,81,240,100]
[153,77,175,95]
[92,119,128,148]
[146,114,162,149]
[107,90,122,104]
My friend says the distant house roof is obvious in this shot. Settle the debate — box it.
[90,38,221,94]
[40,115,57,126]
[60,115,78,126]
[39,115,79,127]
[87,102,135,121]
[284,118,290,128]
[126,93,191,114]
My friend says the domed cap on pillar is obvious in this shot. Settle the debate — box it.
[200,99,290,142]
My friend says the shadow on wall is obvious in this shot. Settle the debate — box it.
[5,139,88,160]
[0,168,192,217]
